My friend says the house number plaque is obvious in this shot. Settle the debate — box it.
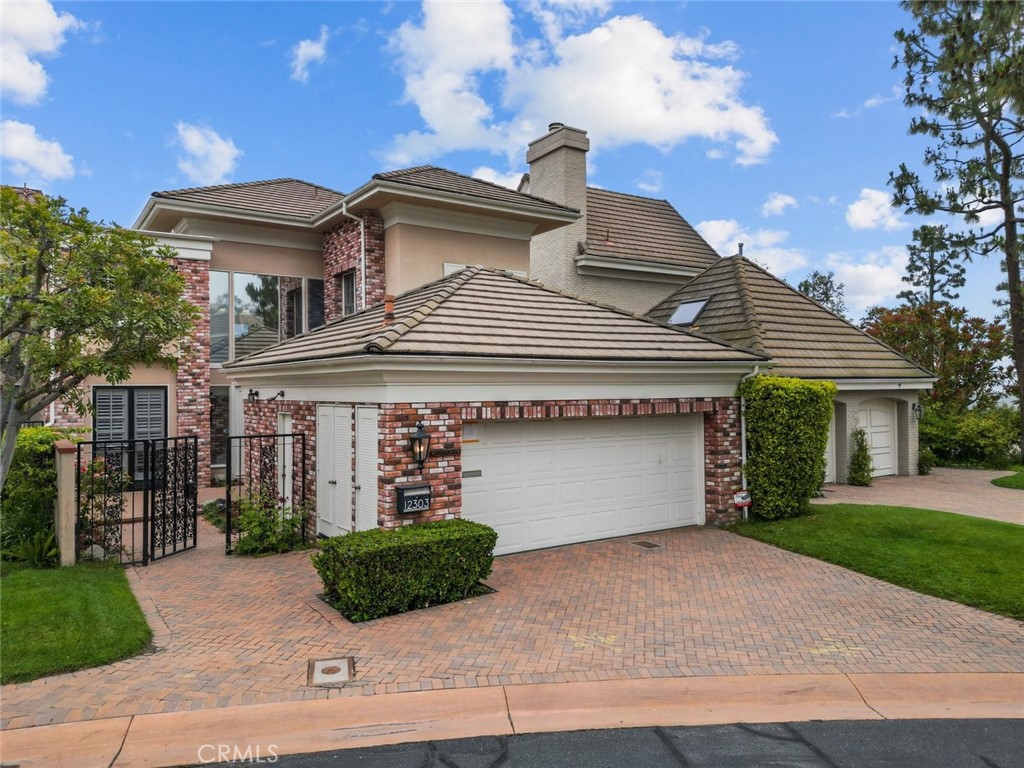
[396,484,431,514]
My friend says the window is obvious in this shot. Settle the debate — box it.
[307,279,325,330]
[669,298,710,326]
[93,387,167,482]
[210,271,230,364]
[339,270,356,317]
[211,271,323,360]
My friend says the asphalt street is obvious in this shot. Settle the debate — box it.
[236,719,1024,768]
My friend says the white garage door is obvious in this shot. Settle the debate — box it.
[462,416,703,555]
[857,400,897,477]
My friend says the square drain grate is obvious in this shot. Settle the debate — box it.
[629,539,664,552]
[308,657,355,687]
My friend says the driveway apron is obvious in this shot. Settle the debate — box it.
[2,520,1022,731]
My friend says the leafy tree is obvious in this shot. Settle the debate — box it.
[862,301,1009,412]
[889,0,1024,442]
[797,270,847,318]
[0,189,199,493]
[897,224,967,305]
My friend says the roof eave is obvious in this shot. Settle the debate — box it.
[134,197,318,232]
[315,179,580,230]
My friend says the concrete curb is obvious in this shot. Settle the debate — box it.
[2,673,1021,767]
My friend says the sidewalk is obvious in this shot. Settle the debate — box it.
[3,672,1021,767]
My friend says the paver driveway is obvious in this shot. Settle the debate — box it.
[2,521,1022,731]
[817,467,1022,524]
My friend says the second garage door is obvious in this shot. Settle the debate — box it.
[461,416,703,555]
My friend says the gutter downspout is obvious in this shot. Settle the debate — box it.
[338,201,367,310]
[738,365,761,521]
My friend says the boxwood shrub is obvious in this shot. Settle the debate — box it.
[739,375,836,520]
[312,518,498,622]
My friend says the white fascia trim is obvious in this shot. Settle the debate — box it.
[139,231,215,262]
[575,254,703,284]
[173,218,322,251]
[133,198,316,232]
[824,378,936,391]
[222,355,761,403]
[379,202,537,241]
[317,180,580,229]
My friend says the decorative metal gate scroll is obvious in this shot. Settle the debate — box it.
[224,433,309,554]
[75,437,198,566]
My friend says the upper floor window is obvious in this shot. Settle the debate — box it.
[210,271,325,362]
[339,270,356,317]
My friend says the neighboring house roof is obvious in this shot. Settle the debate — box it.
[583,188,721,271]
[647,256,933,380]
[151,178,344,221]
[226,266,768,369]
[366,166,579,215]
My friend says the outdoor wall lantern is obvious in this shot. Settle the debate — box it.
[247,389,259,404]
[410,422,431,468]
[911,402,924,420]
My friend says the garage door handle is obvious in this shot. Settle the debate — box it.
[328,480,337,486]
[354,484,361,490]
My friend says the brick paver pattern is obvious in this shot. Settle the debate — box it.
[2,513,1022,730]
[818,467,1022,525]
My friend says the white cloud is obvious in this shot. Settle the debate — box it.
[846,188,907,231]
[0,119,74,180]
[174,122,242,185]
[635,169,664,194]
[385,2,777,168]
[472,165,525,190]
[526,0,611,43]
[827,246,909,315]
[1,0,82,105]
[290,25,329,83]
[864,85,901,109]
[761,192,797,217]
[830,109,851,119]
[696,218,807,275]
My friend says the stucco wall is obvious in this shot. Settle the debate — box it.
[384,224,529,294]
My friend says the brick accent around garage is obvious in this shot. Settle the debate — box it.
[246,396,743,535]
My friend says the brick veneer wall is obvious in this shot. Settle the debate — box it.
[322,210,386,321]
[243,396,742,535]
[379,396,744,530]
[175,257,211,487]
[242,399,318,511]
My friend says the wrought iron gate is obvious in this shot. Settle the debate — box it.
[225,432,309,554]
[75,436,198,566]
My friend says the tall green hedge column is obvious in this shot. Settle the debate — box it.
[739,376,836,520]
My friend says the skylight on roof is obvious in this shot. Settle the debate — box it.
[669,298,709,326]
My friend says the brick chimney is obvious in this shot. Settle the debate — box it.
[383,295,395,325]
[526,123,589,295]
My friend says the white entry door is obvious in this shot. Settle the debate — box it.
[462,416,703,556]
[354,406,378,532]
[857,400,897,477]
[316,405,352,537]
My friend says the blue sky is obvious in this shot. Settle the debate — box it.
[1,1,1004,321]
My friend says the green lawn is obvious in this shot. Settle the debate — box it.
[732,504,1024,622]
[992,469,1024,490]
[0,562,152,684]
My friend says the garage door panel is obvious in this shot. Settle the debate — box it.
[463,416,703,555]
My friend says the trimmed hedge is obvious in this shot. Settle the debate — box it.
[739,375,836,520]
[312,518,498,622]
[1,427,80,549]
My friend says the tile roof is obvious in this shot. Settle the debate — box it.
[373,166,577,214]
[152,179,344,220]
[226,267,766,369]
[647,257,933,380]
[583,188,721,270]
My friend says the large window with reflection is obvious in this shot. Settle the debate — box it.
[209,271,325,363]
